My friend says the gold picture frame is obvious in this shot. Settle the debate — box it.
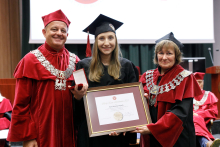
[83,82,152,137]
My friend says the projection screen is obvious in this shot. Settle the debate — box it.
[29,0,214,44]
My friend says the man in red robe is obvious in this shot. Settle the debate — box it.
[7,10,87,147]
[193,72,219,147]
[0,93,12,147]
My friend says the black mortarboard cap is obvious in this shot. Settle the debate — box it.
[83,14,123,38]
[155,32,184,49]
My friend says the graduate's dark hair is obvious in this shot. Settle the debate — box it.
[88,34,122,82]
[153,40,182,65]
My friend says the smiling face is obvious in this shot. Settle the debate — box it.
[157,45,176,74]
[97,31,116,57]
[42,21,68,51]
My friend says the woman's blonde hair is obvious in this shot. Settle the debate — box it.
[89,36,122,82]
[153,40,182,65]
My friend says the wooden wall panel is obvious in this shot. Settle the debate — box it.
[0,79,16,105]
[0,0,21,78]
[9,0,21,78]
[0,0,12,78]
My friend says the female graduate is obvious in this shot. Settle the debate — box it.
[71,14,138,147]
[133,32,202,147]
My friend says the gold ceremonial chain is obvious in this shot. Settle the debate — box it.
[145,69,192,106]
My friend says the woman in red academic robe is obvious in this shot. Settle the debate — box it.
[193,72,219,147]
[132,32,202,147]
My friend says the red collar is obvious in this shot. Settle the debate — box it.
[153,65,183,86]
[44,42,65,54]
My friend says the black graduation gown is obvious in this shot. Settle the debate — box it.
[72,57,139,147]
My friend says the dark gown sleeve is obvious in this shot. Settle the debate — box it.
[121,58,139,83]
[147,98,194,147]
[72,61,87,128]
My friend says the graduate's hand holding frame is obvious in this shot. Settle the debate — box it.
[69,69,88,100]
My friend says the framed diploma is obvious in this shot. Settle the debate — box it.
[83,82,152,137]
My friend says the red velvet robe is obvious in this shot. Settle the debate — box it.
[193,90,218,140]
[139,65,202,147]
[7,43,80,147]
[0,98,12,147]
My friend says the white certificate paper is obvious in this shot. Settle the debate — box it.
[95,93,139,125]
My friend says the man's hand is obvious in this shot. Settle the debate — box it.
[23,139,38,147]
[131,126,151,135]
[69,83,88,100]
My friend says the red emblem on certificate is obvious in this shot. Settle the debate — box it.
[113,96,116,100]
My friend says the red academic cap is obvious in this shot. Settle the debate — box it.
[42,9,71,27]
[194,72,205,80]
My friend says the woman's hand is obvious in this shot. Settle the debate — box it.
[23,139,38,147]
[144,93,149,100]
[109,131,126,136]
[131,126,151,135]
[68,83,88,100]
